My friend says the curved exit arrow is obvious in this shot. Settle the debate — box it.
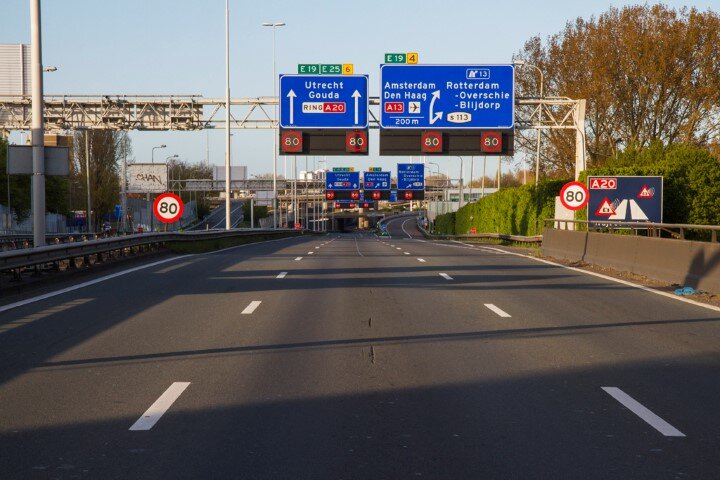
[352,90,362,125]
[429,90,442,124]
[287,90,297,124]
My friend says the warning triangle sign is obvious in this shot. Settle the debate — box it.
[637,185,654,198]
[595,197,616,217]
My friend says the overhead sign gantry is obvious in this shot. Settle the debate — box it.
[379,64,515,156]
[279,72,369,156]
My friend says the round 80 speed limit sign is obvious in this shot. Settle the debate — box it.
[559,181,590,211]
[153,192,184,223]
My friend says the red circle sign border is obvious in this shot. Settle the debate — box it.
[153,192,185,223]
[559,181,590,211]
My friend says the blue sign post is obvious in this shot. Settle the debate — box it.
[363,171,391,201]
[380,65,514,129]
[588,176,663,223]
[280,75,369,129]
[397,163,425,200]
[363,171,391,190]
[325,171,360,201]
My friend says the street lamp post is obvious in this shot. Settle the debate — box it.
[427,162,441,225]
[262,21,285,229]
[456,156,464,209]
[150,145,166,232]
[30,0,45,247]
[513,59,544,185]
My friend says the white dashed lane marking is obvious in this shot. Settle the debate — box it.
[129,382,190,431]
[484,304,511,318]
[241,301,262,314]
[602,387,685,437]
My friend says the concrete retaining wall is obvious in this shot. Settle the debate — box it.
[542,228,720,293]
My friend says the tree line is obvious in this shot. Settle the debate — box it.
[513,4,720,177]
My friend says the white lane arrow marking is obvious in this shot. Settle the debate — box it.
[352,90,362,125]
[287,90,297,124]
[429,90,442,125]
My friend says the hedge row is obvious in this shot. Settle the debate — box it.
[578,144,720,226]
[432,144,720,236]
[433,179,566,236]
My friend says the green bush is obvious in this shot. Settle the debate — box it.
[579,144,720,226]
[434,179,566,236]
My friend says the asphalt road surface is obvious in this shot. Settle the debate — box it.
[1,215,719,479]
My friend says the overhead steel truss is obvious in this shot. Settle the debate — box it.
[0,94,583,131]
[0,94,587,177]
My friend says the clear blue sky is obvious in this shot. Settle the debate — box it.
[4,0,716,180]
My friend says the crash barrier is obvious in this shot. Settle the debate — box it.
[542,220,720,292]
[0,229,302,273]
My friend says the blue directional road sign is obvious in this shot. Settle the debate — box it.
[363,171,391,190]
[397,164,424,190]
[326,171,360,190]
[588,176,663,223]
[280,75,369,129]
[380,64,514,129]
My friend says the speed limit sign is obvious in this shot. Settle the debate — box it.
[153,192,184,223]
[559,181,590,211]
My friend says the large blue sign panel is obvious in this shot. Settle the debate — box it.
[279,75,369,129]
[363,171,391,190]
[397,164,425,190]
[380,65,514,129]
[588,176,663,223]
[325,171,360,190]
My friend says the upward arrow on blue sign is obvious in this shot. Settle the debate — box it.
[280,75,369,129]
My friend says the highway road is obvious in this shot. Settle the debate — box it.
[1,215,719,478]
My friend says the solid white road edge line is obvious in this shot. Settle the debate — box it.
[0,255,190,315]
[129,382,191,431]
[241,301,262,315]
[277,272,288,279]
[0,235,306,314]
[484,304,511,318]
[439,273,453,280]
[601,387,685,437]
[438,240,720,315]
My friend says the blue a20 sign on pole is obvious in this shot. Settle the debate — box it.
[380,64,514,129]
[588,176,663,223]
[280,75,369,129]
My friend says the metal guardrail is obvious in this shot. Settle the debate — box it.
[414,220,543,244]
[545,219,720,242]
[0,229,301,272]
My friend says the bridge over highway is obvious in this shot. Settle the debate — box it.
[0,217,718,478]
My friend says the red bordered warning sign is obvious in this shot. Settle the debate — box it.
[637,185,655,198]
[594,197,616,217]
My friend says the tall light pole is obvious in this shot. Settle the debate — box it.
[262,21,285,229]
[514,59,544,185]
[225,0,232,230]
[30,0,45,247]
[427,161,440,221]
[150,145,165,232]
[151,145,166,164]
[456,156,464,209]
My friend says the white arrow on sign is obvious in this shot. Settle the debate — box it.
[352,90,362,125]
[429,90,442,125]
[287,90,297,124]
